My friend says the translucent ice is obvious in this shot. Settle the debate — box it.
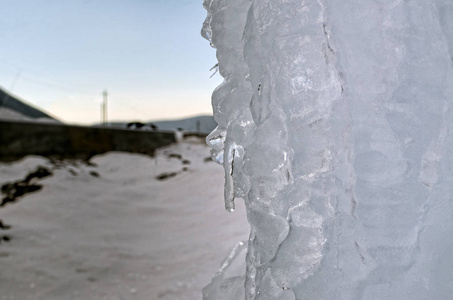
[203,0,453,299]
[203,241,247,299]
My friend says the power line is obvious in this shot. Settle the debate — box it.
[9,69,21,91]
[18,73,99,94]
[0,60,99,94]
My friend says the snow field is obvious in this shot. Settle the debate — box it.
[0,137,249,300]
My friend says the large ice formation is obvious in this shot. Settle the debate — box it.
[202,0,453,299]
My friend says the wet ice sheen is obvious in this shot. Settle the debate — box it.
[202,0,453,299]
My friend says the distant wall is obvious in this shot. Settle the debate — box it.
[183,132,209,139]
[0,120,176,161]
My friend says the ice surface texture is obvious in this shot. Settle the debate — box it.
[202,0,453,299]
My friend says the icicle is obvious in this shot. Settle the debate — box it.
[223,141,237,212]
[206,127,226,165]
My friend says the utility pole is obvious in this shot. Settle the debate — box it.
[102,89,108,126]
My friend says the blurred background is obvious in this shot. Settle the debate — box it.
[0,1,249,299]
[0,0,221,125]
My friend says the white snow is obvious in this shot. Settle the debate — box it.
[0,107,33,122]
[0,137,249,300]
[0,107,59,123]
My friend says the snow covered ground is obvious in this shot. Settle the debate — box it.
[0,137,249,300]
[0,107,59,123]
[0,107,31,122]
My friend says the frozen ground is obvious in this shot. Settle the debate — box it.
[0,107,30,122]
[0,107,58,123]
[0,137,249,300]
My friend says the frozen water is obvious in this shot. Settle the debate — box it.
[203,0,453,299]
[202,241,247,300]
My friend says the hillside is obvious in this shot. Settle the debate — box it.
[0,87,58,122]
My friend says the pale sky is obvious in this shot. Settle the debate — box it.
[0,0,221,124]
